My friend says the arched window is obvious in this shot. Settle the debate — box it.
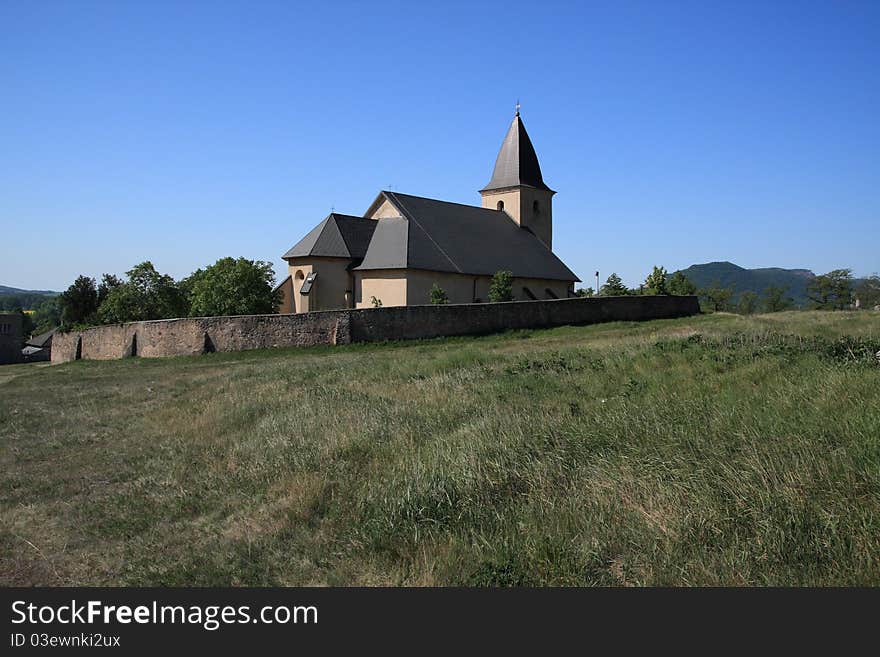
[533,200,540,215]
[497,200,504,211]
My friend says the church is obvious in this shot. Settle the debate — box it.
[276,110,580,313]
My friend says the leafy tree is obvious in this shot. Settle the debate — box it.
[488,270,514,302]
[98,274,123,307]
[184,257,281,317]
[575,287,594,297]
[97,262,186,324]
[599,273,628,296]
[59,275,99,326]
[668,271,697,296]
[429,283,449,305]
[763,285,793,313]
[807,269,853,310]
[32,297,62,334]
[643,266,669,295]
[737,290,759,315]
[700,281,734,312]
[18,309,35,337]
[855,275,880,309]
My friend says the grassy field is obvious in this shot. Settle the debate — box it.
[1,311,879,586]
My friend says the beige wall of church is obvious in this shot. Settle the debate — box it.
[367,198,402,219]
[287,257,354,313]
[481,187,554,250]
[376,269,573,306]
[276,276,294,313]
[355,270,407,308]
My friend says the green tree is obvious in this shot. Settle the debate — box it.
[737,290,759,315]
[32,297,62,334]
[700,281,734,312]
[855,275,880,309]
[807,269,853,310]
[18,309,35,338]
[184,257,281,317]
[668,271,697,296]
[488,270,514,302]
[97,262,186,324]
[59,275,99,326]
[599,273,628,296]
[97,273,123,307]
[575,287,594,297]
[643,266,669,295]
[763,285,793,313]
[429,283,449,305]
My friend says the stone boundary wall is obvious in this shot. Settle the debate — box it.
[51,295,700,364]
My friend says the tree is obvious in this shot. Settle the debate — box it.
[737,290,759,315]
[59,275,99,326]
[18,309,35,338]
[429,283,449,305]
[700,281,734,312]
[97,261,186,324]
[807,269,853,310]
[599,273,628,296]
[97,274,123,307]
[488,270,514,302]
[668,271,697,296]
[575,287,594,297]
[855,275,880,309]
[184,257,281,317]
[32,297,62,334]
[643,266,669,295]
[763,285,793,313]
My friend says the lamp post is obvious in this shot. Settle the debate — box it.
[595,271,599,296]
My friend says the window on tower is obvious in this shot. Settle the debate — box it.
[497,200,504,211]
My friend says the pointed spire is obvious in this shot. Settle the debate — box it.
[481,110,551,192]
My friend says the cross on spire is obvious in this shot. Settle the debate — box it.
[515,99,521,116]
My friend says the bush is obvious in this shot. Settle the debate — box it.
[430,284,449,305]
[488,271,514,302]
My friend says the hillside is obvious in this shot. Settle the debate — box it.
[0,285,58,296]
[2,312,879,586]
[0,286,58,312]
[674,262,815,305]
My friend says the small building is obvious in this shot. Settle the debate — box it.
[0,312,24,365]
[22,328,56,362]
[277,110,580,313]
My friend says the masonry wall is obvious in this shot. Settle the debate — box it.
[51,295,700,364]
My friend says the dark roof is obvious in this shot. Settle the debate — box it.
[283,213,377,260]
[481,112,552,192]
[354,192,578,282]
[25,328,55,348]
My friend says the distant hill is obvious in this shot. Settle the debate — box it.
[674,262,816,305]
[0,285,58,296]
[0,285,59,311]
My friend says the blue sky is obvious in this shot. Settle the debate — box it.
[2,0,878,291]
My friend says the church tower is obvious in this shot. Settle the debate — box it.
[480,108,556,249]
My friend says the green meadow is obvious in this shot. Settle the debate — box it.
[1,311,878,585]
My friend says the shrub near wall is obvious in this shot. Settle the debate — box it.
[52,296,700,364]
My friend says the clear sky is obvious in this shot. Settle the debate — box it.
[2,0,878,291]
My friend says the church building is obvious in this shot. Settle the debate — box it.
[276,110,579,313]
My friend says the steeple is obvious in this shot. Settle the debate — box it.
[480,108,556,250]
[481,109,553,193]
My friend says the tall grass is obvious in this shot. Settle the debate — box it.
[1,311,878,585]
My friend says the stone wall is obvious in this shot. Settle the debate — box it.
[51,295,700,364]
